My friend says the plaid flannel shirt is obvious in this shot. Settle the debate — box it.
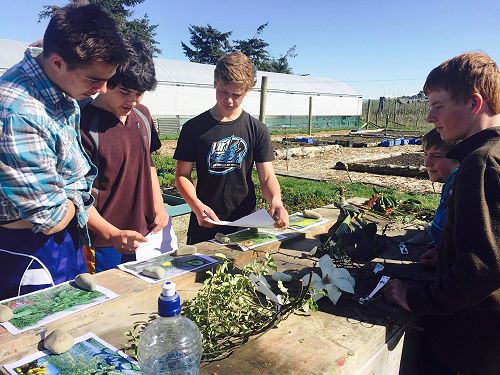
[0,48,96,242]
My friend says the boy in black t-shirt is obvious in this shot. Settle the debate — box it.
[174,52,289,244]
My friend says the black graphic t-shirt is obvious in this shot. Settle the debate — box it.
[173,110,274,243]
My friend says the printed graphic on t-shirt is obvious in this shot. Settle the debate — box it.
[207,136,248,175]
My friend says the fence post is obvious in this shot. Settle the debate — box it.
[393,100,398,125]
[259,76,268,123]
[308,96,313,135]
[366,99,371,125]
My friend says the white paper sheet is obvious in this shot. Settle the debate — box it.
[206,208,275,228]
[135,217,178,262]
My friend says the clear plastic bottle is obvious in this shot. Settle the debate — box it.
[137,281,202,375]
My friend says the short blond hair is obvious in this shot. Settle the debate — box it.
[423,52,500,114]
[214,52,257,90]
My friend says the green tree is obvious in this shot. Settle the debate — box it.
[267,46,297,74]
[38,0,160,55]
[181,24,232,65]
[232,23,270,70]
[182,22,297,74]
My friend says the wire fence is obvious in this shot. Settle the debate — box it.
[361,98,432,132]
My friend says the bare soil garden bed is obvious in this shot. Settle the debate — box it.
[160,132,436,245]
[160,138,437,195]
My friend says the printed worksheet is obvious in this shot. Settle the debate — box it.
[0,283,118,335]
[288,212,329,231]
[3,332,140,374]
[118,253,219,283]
[210,228,286,251]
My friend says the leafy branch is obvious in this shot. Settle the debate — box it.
[123,254,315,362]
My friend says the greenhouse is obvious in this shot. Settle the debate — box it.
[0,39,362,135]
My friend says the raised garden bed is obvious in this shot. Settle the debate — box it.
[163,193,191,217]
[334,152,427,179]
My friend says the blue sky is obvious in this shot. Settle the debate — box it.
[1,0,499,99]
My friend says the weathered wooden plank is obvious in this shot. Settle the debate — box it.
[0,208,338,368]
[0,205,429,375]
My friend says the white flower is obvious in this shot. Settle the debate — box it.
[302,254,355,305]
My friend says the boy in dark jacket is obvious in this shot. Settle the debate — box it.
[384,52,500,374]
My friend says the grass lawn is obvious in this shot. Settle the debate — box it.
[153,154,439,221]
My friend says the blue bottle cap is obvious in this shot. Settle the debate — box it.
[158,281,181,317]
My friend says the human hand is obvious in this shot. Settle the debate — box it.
[419,248,439,267]
[195,206,219,228]
[270,204,289,229]
[110,230,147,254]
[150,207,170,234]
[383,279,411,312]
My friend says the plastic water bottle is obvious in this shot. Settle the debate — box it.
[137,281,202,375]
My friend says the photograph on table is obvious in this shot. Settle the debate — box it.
[210,228,286,251]
[3,332,140,374]
[288,213,329,231]
[0,283,118,335]
[118,253,219,283]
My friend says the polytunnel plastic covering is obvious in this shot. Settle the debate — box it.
[0,39,359,98]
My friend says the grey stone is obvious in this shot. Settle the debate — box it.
[303,209,322,219]
[0,305,13,322]
[215,232,231,244]
[74,273,96,291]
[142,266,166,279]
[44,329,74,354]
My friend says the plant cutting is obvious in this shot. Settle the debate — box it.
[124,254,315,362]
[302,254,355,305]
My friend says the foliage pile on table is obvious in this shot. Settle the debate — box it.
[365,188,435,223]
[124,254,315,362]
[312,202,382,264]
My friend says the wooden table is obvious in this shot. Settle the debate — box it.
[0,205,432,374]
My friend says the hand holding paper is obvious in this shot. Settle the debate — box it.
[205,209,275,228]
[135,218,178,261]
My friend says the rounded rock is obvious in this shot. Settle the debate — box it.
[0,305,14,322]
[44,329,74,354]
[303,209,322,219]
[215,232,231,244]
[142,266,166,279]
[74,273,96,291]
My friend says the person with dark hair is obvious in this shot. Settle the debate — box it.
[174,51,288,245]
[418,128,459,266]
[0,4,146,300]
[384,52,500,374]
[80,38,175,273]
